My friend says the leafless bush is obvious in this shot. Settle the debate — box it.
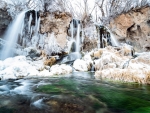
[96,0,150,25]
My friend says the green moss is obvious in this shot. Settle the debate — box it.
[36,85,63,94]
[36,78,150,113]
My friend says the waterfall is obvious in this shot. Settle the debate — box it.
[76,21,80,52]
[34,11,40,37]
[37,17,40,33]
[0,11,26,60]
[106,27,119,46]
[71,20,74,39]
[110,32,119,46]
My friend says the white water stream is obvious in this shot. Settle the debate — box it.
[1,11,26,60]
[76,21,80,52]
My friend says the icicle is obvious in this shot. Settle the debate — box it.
[28,13,32,33]
[30,26,33,38]
[20,18,24,39]
[76,20,80,52]
[81,24,84,43]
[71,20,74,39]
[37,17,40,33]
[35,11,38,35]
[97,27,100,49]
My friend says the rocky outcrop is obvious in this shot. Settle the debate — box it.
[40,11,72,48]
[0,9,11,36]
[108,6,150,52]
[82,21,98,52]
[82,36,97,52]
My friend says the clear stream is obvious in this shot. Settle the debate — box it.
[0,72,150,113]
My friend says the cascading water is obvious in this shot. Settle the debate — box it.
[71,20,74,39]
[76,21,80,52]
[110,32,119,46]
[37,17,41,33]
[34,11,40,35]
[0,11,26,60]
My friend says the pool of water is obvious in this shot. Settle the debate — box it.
[0,72,150,113]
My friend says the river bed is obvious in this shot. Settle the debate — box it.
[0,72,150,113]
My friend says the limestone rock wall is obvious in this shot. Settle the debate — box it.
[108,7,150,52]
[82,21,98,52]
[40,11,72,48]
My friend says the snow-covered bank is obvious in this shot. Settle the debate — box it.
[73,45,150,84]
[0,56,73,80]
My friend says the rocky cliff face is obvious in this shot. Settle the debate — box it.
[108,6,150,52]
[19,10,72,56]
[40,11,72,48]
[0,9,11,36]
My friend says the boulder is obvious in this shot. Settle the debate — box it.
[44,57,56,66]
[73,59,88,72]
[93,49,103,58]
[0,56,39,80]
[50,64,72,75]
[108,7,150,52]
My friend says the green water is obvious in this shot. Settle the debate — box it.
[1,72,150,113]
[36,76,150,113]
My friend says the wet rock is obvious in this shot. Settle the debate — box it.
[24,47,41,59]
[60,52,81,64]
[0,8,12,36]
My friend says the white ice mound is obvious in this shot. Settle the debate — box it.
[0,56,38,80]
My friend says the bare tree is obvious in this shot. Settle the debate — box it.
[96,0,150,25]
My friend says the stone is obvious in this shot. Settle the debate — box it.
[40,11,72,48]
[50,64,72,75]
[44,57,56,66]
[0,56,39,80]
[38,69,52,76]
[108,7,150,52]
[73,59,88,72]
[0,8,12,36]
[93,49,103,58]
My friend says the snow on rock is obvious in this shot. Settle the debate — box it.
[0,56,38,80]
[38,69,53,77]
[0,60,4,71]
[95,68,150,84]
[94,46,150,83]
[0,55,73,80]
[50,64,72,75]
[73,59,89,72]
